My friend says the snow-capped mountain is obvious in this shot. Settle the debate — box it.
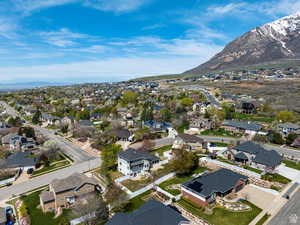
[185,12,300,74]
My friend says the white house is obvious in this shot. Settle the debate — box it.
[118,148,159,177]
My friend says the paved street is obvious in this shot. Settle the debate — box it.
[268,188,300,225]
[0,101,94,162]
[0,158,101,201]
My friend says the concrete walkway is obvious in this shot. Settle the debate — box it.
[249,182,299,225]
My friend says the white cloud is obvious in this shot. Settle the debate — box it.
[207,3,246,15]
[142,23,165,30]
[257,0,300,16]
[38,28,92,47]
[83,0,151,13]
[0,56,209,83]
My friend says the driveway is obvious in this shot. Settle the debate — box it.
[277,164,300,183]
[238,184,278,210]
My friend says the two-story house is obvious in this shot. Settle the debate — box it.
[118,148,159,177]
[221,120,262,135]
[172,134,206,152]
[277,123,300,136]
[39,173,100,212]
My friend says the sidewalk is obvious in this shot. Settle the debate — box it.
[249,182,299,225]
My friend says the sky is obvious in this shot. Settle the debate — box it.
[0,0,300,83]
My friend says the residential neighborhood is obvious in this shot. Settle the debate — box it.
[0,79,300,225]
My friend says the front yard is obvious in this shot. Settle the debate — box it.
[243,165,263,174]
[283,159,300,171]
[261,173,291,184]
[178,198,262,225]
[32,157,71,177]
[20,191,70,225]
[201,128,239,138]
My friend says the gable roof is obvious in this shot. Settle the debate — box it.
[105,200,189,225]
[253,150,282,167]
[113,129,131,139]
[223,120,261,131]
[278,123,300,130]
[234,141,265,155]
[50,173,98,194]
[40,190,55,203]
[0,152,37,168]
[119,148,159,162]
[182,168,248,198]
[177,134,204,143]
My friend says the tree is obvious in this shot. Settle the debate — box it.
[70,195,108,225]
[122,91,138,104]
[180,98,194,107]
[18,126,35,138]
[32,110,41,124]
[253,134,268,143]
[134,127,150,141]
[100,144,122,179]
[160,109,172,122]
[286,133,298,146]
[141,108,153,121]
[170,150,199,175]
[104,184,127,208]
[276,111,296,123]
[61,124,69,134]
[269,132,285,145]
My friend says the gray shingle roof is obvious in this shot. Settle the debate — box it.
[234,141,265,155]
[223,120,261,131]
[40,190,55,203]
[119,148,159,163]
[182,168,248,198]
[235,152,248,160]
[0,152,37,169]
[105,200,189,225]
[50,172,98,194]
[177,134,204,143]
[253,150,282,167]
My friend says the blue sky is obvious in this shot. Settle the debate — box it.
[0,0,300,83]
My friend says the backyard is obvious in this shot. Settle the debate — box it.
[20,191,70,225]
[178,198,262,225]
[159,167,210,196]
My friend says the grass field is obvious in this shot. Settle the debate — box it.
[283,159,300,170]
[21,191,70,225]
[261,173,291,184]
[178,198,262,225]
[255,213,270,225]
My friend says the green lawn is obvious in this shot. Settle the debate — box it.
[283,159,300,170]
[121,178,152,192]
[234,113,274,123]
[243,166,263,174]
[201,128,237,138]
[21,191,70,225]
[32,160,70,176]
[210,142,229,147]
[159,167,209,196]
[255,213,270,225]
[122,190,152,212]
[261,173,291,184]
[152,145,172,157]
[178,198,262,225]
[217,157,237,165]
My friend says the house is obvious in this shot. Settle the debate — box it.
[0,208,6,225]
[39,173,100,212]
[236,101,260,114]
[181,168,248,206]
[0,152,37,172]
[173,134,206,151]
[61,116,75,127]
[9,135,36,152]
[113,129,134,142]
[192,102,211,114]
[1,133,17,149]
[105,200,190,225]
[41,113,61,126]
[277,123,300,136]
[143,120,171,133]
[222,120,262,135]
[0,121,10,129]
[188,118,214,134]
[226,141,282,172]
[118,148,159,177]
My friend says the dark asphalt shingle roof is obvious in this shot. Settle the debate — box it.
[105,200,189,225]
[119,148,159,163]
[113,129,131,139]
[182,168,248,198]
[40,190,55,203]
[223,120,262,131]
[235,152,248,160]
[0,152,37,168]
[253,150,282,167]
[234,141,265,155]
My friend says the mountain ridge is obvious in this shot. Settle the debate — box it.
[185,11,300,74]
